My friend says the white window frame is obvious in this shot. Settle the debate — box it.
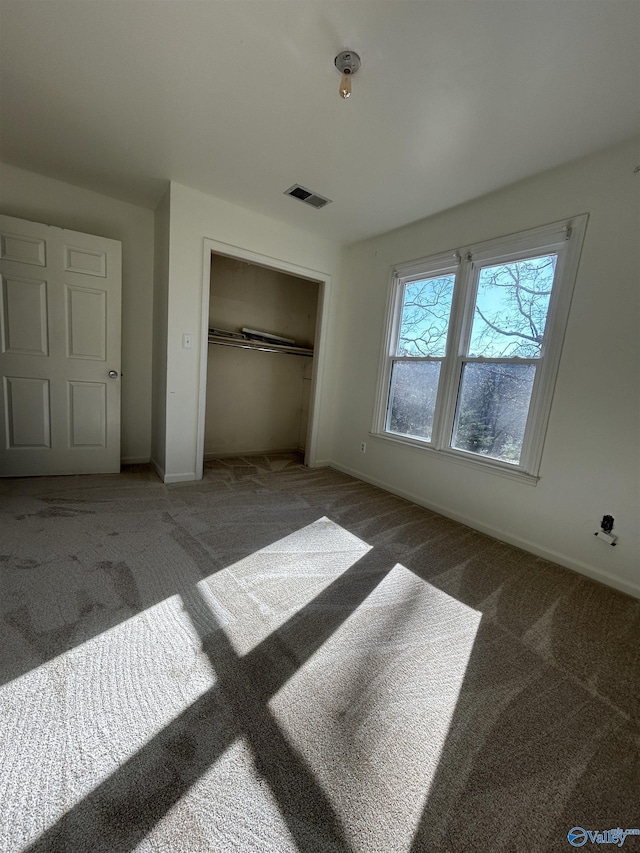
[372,215,588,483]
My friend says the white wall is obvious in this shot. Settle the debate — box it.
[0,163,155,463]
[331,137,640,598]
[161,181,341,481]
[151,187,170,474]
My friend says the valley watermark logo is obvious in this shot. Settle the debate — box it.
[568,827,640,847]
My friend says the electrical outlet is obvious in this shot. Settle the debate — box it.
[360,442,366,453]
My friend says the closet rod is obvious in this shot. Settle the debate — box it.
[208,335,313,358]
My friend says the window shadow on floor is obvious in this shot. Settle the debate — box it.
[24,548,395,853]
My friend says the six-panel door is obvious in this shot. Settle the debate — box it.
[0,215,122,476]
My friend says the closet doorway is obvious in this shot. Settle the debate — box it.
[196,241,330,475]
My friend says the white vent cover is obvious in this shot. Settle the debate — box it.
[284,184,332,209]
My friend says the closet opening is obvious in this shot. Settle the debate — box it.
[196,242,329,476]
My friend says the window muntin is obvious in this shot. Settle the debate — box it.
[375,217,587,479]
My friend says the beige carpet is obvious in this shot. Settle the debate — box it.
[0,454,638,852]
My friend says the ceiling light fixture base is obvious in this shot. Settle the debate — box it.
[334,49,361,99]
[334,50,361,76]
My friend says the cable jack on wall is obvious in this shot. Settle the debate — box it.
[595,514,617,546]
[335,49,361,99]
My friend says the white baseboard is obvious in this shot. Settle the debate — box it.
[150,458,165,481]
[149,457,196,484]
[204,447,301,460]
[309,458,330,468]
[163,472,197,484]
[121,456,150,465]
[329,461,640,600]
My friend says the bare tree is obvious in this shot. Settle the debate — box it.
[398,276,454,356]
[456,255,555,459]
[470,256,555,358]
[391,256,556,462]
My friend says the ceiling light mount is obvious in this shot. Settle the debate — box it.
[335,49,361,99]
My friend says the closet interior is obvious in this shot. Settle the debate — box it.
[204,253,319,460]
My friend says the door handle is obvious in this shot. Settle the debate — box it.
[108,370,119,379]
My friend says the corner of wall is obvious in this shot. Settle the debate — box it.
[151,186,171,472]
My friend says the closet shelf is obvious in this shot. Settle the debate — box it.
[208,334,313,358]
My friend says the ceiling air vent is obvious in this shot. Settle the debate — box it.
[284,184,332,210]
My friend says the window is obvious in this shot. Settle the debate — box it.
[374,216,588,481]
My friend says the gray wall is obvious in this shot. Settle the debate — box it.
[205,255,317,457]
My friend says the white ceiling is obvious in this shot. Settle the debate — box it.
[1,1,639,245]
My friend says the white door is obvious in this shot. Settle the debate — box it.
[0,215,122,476]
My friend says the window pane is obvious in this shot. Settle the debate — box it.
[452,363,536,464]
[468,255,557,358]
[397,275,455,357]
[387,361,441,441]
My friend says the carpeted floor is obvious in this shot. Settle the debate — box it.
[0,454,638,853]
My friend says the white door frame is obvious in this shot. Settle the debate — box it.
[196,238,332,478]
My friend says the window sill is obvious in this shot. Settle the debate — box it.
[369,431,540,486]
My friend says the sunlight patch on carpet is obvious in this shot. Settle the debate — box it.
[198,516,373,656]
[146,737,302,853]
[268,565,482,852]
[0,595,217,851]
